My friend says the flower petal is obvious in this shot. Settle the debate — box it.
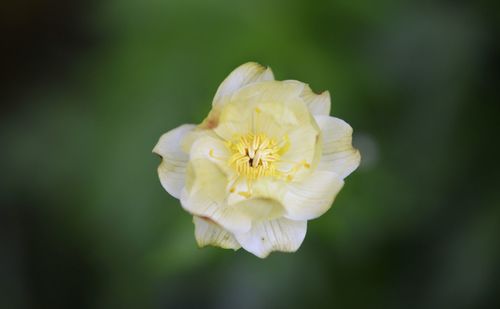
[181,159,252,234]
[275,124,319,181]
[235,218,307,258]
[281,170,344,221]
[231,80,305,106]
[233,198,284,221]
[250,171,343,221]
[193,216,240,250]
[315,115,361,179]
[189,134,233,177]
[301,85,331,116]
[214,81,311,141]
[213,62,274,106]
[152,124,196,199]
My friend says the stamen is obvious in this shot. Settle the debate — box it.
[227,132,284,181]
[226,131,307,184]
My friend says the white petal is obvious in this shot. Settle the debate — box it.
[193,216,240,250]
[153,124,196,199]
[181,159,252,234]
[282,170,344,221]
[213,62,274,106]
[301,85,331,115]
[235,218,307,258]
[315,115,361,179]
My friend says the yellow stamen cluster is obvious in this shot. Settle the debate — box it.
[227,133,281,180]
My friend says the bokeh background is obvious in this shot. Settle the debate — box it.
[1,0,499,308]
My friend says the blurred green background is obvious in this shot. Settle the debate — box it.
[1,0,499,308]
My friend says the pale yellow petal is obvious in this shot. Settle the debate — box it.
[315,115,361,179]
[213,62,274,106]
[233,80,304,103]
[200,63,274,130]
[281,170,344,221]
[214,81,311,141]
[235,218,307,258]
[226,177,251,206]
[233,198,284,222]
[181,159,252,234]
[275,124,319,181]
[189,134,233,177]
[180,128,218,153]
[301,84,331,116]
[238,164,343,221]
[152,124,195,199]
[212,103,253,141]
[193,216,240,250]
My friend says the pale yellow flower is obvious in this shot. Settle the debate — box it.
[153,62,360,258]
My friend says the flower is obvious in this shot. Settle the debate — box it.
[153,62,360,258]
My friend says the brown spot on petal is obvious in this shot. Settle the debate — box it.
[200,216,216,224]
[200,109,221,129]
[206,118,218,129]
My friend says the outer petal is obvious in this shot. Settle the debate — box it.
[181,159,252,234]
[249,170,343,221]
[193,216,240,250]
[235,218,307,258]
[315,115,361,179]
[212,62,274,106]
[281,170,344,221]
[153,124,196,199]
[301,85,331,116]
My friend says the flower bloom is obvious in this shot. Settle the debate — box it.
[153,62,360,258]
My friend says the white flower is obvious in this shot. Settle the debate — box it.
[153,62,360,258]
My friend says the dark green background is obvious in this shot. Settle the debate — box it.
[1,0,499,308]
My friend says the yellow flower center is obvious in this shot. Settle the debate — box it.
[211,131,310,198]
[227,133,282,180]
